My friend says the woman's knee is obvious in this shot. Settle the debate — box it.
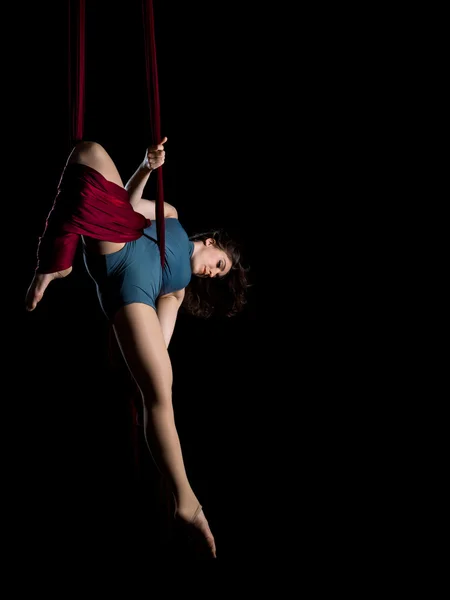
[69,141,107,165]
[67,141,123,186]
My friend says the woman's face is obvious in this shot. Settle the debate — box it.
[191,239,232,279]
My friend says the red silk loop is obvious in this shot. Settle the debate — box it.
[36,164,150,273]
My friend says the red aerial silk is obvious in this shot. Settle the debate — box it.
[35,1,165,478]
[142,0,165,266]
[68,0,86,145]
[36,0,164,274]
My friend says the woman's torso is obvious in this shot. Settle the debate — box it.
[82,218,193,318]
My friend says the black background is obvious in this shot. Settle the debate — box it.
[4,0,364,580]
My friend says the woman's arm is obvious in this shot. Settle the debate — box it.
[156,289,185,348]
[125,138,167,209]
[124,164,151,209]
[133,198,178,221]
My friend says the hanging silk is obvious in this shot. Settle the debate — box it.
[142,0,165,266]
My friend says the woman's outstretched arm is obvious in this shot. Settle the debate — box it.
[113,302,216,558]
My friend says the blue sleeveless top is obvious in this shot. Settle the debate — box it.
[83,218,194,320]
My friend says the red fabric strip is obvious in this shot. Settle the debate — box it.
[142,0,165,266]
[68,0,86,144]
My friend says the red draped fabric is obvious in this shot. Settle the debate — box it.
[36,163,150,273]
[142,0,165,266]
[36,1,165,275]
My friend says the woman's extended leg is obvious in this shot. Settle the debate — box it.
[113,302,217,558]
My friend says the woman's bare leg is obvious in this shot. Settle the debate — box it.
[113,302,217,558]
[25,142,124,311]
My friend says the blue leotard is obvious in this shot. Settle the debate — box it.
[83,218,193,320]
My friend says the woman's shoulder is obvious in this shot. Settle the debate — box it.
[166,217,190,238]
[165,216,185,230]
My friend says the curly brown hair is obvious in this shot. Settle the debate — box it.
[182,229,250,318]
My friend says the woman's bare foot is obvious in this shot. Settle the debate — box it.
[25,267,73,311]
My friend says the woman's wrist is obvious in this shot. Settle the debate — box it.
[142,159,153,173]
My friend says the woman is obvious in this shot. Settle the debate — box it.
[25,139,249,559]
